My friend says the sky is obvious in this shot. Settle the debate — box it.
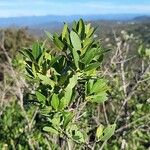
[0,0,150,17]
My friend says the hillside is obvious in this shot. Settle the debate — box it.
[0,14,149,27]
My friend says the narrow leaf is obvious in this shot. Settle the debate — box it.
[72,48,79,69]
[53,34,64,50]
[62,23,68,40]
[45,30,53,40]
[60,74,78,108]
[96,124,104,139]
[43,127,59,134]
[35,91,46,103]
[51,94,59,110]
[84,62,100,72]
[70,31,81,50]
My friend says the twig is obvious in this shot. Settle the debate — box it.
[103,102,109,125]
[115,114,150,133]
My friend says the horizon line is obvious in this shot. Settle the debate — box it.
[0,13,150,19]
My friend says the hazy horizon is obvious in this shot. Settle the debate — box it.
[0,13,150,19]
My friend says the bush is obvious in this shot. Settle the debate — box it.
[21,19,116,149]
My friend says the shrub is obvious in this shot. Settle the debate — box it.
[21,19,116,149]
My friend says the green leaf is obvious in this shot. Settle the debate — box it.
[99,124,116,141]
[145,48,150,58]
[26,67,34,77]
[84,62,100,72]
[41,39,47,49]
[66,124,85,143]
[67,74,78,89]
[60,74,78,108]
[87,27,95,38]
[62,23,68,40]
[45,52,51,60]
[90,79,108,94]
[37,73,55,88]
[85,23,91,35]
[32,63,37,77]
[87,92,108,103]
[59,74,68,85]
[63,112,74,128]
[72,21,77,30]
[51,94,59,110]
[45,30,53,40]
[72,48,80,69]
[21,49,34,61]
[32,42,41,59]
[138,44,144,56]
[83,37,93,48]
[73,130,85,143]
[35,91,46,103]
[41,106,52,115]
[59,97,66,109]
[38,51,45,66]
[70,31,81,50]
[64,74,78,103]
[53,34,64,50]
[86,79,94,94]
[82,48,98,64]
[81,44,90,56]
[78,19,85,38]
[50,55,62,67]
[43,127,59,134]
[51,115,61,127]
[96,124,104,139]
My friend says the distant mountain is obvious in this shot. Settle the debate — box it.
[133,16,150,22]
[0,14,149,27]
[0,15,64,27]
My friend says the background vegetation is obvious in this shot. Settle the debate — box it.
[0,18,150,150]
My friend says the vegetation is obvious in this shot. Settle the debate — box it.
[0,19,150,150]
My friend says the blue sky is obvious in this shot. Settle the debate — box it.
[0,0,150,17]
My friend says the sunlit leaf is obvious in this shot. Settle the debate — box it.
[87,92,108,103]
[62,23,68,40]
[99,124,116,141]
[53,34,64,50]
[43,127,59,134]
[51,94,59,110]
[60,74,78,108]
[70,31,81,50]
[72,48,79,69]
[90,79,108,94]
[96,124,104,139]
[32,42,42,59]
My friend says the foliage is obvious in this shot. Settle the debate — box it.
[0,19,150,150]
[20,19,116,149]
[100,31,150,150]
[0,28,35,62]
